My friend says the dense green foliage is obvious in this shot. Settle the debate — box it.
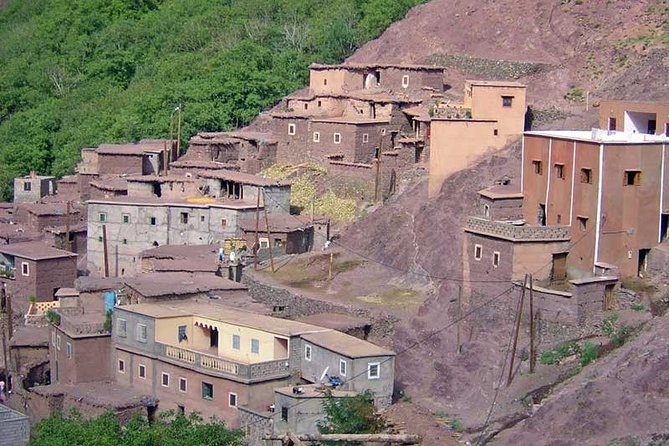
[29,410,243,446]
[317,390,384,445]
[0,0,425,200]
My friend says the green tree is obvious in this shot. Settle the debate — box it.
[29,410,243,446]
[317,390,385,445]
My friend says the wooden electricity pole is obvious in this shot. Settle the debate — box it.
[5,285,12,340]
[529,273,536,373]
[262,188,275,273]
[102,225,110,278]
[507,274,528,387]
[254,187,261,271]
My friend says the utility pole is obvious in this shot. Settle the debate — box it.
[328,251,333,280]
[5,284,12,340]
[1,290,8,379]
[262,188,275,273]
[65,200,72,252]
[254,187,261,271]
[373,136,384,203]
[102,225,110,278]
[507,274,528,387]
[529,273,536,373]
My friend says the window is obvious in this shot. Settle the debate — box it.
[368,362,380,379]
[554,163,565,179]
[179,377,187,392]
[180,212,189,224]
[313,132,320,143]
[532,160,543,175]
[259,239,269,248]
[150,217,157,225]
[362,133,369,143]
[624,170,641,186]
[21,262,29,277]
[402,75,409,88]
[122,214,130,224]
[288,123,296,135]
[502,96,513,107]
[339,359,347,377]
[202,382,213,400]
[274,238,283,247]
[136,324,147,343]
[122,238,127,245]
[557,214,562,224]
[66,342,72,359]
[23,181,32,191]
[323,78,327,86]
[251,339,260,354]
[232,334,240,350]
[304,103,308,110]
[474,244,482,261]
[99,212,107,222]
[98,236,103,242]
[178,325,187,342]
[177,405,185,414]
[577,216,588,232]
[200,215,205,222]
[118,359,125,373]
[305,344,312,361]
[318,100,322,107]
[161,372,170,387]
[228,392,238,407]
[56,334,61,350]
[580,168,593,184]
[381,128,386,135]
[333,133,341,144]
[117,319,127,337]
[138,364,146,379]
[494,129,499,136]
[608,117,617,131]
[221,218,227,227]
[483,203,490,218]
[281,407,289,422]
[493,252,500,268]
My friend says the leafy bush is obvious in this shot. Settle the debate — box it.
[630,303,645,312]
[318,390,384,444]
[45,309,61,326]
[103,309,113,333]
[579,342,598,367]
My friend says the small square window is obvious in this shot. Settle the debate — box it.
[200,215,205,222]
[493,251,500,268]
[138,364,146,378]
[150,217,157,225]
[334,133,341,144]
[362,133,369,143]
[232,334,240,350]
[21,262,29,276]
[66,342,73,359]
[136,324,147,343]
[251,339,260,354]
[122,238,127,245]
[117,319,127,337]
[608,117,617,131]
[23,181,32,191]
[624,170,641,186]
[483,203,490,218]
[305,344,312,361]
[402,75,409,88]
[474,244,482,261]
[381,128,386,135]
[304,103,308,110]
[218,218,227,228]
[288,123,296,136]
[368,362,380,379]
[554,163,565,179]
[179,377,187,392]
[502,96,513,107]
[202,382,213,400]
[339,359,347,377]
[180,212,189,224]
[228,392,238,407]
[580,168,593,184]
[494,129,499,136]
[313,132,320,143]
[122,214,130,224]
[118,359,125,373]
[98,236,103,242]
[577,216,588,232]
[281,406,288,422]
[318,100,322,107]
[532,160,543,175]
[323,78,327,86]
[99,213,107,222]
[161,372,170,387]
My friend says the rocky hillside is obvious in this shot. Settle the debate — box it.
[348,0,669,107]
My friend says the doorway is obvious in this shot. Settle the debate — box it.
[661,214,669,241]
[638,249,650,277]
[209,328,219,349]
[538,204,546,226]
[551,252,568,282]
[604,284,615,311]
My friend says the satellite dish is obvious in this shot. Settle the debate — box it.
[319,367,329,382]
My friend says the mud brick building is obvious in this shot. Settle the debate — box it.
[429,80,527,196]
[0,242,77,308]
[238,215,330,255]
[13,203,83,233]
[112,300,395,429]
[599,100,669,135]
[13,174,57,204]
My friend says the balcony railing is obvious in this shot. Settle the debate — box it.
[464,217,571,242]
[156,342,290,383]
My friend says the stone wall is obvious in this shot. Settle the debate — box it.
[97,154,144,175]
[465,217,571,241]
[0,404,29,446]
[242,272,397,341]
[238,407,273,446]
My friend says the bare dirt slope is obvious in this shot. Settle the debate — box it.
[348,0,669,107]
[494,314,669,446]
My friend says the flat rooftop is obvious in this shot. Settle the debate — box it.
[124,272,246,297]
[197,169,291,187]
[301,330,395,358]
[479,184,523,199]
[467,79,526,88]
[86,195,258,210]
[96,139,169,155]
[15,202,81,216]
[0,241,77,260]
[525,129,669,144]
[310,62,443,71]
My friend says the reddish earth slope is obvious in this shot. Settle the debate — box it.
[348,0,669,106]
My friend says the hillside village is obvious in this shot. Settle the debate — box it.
[2,1,669,446]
